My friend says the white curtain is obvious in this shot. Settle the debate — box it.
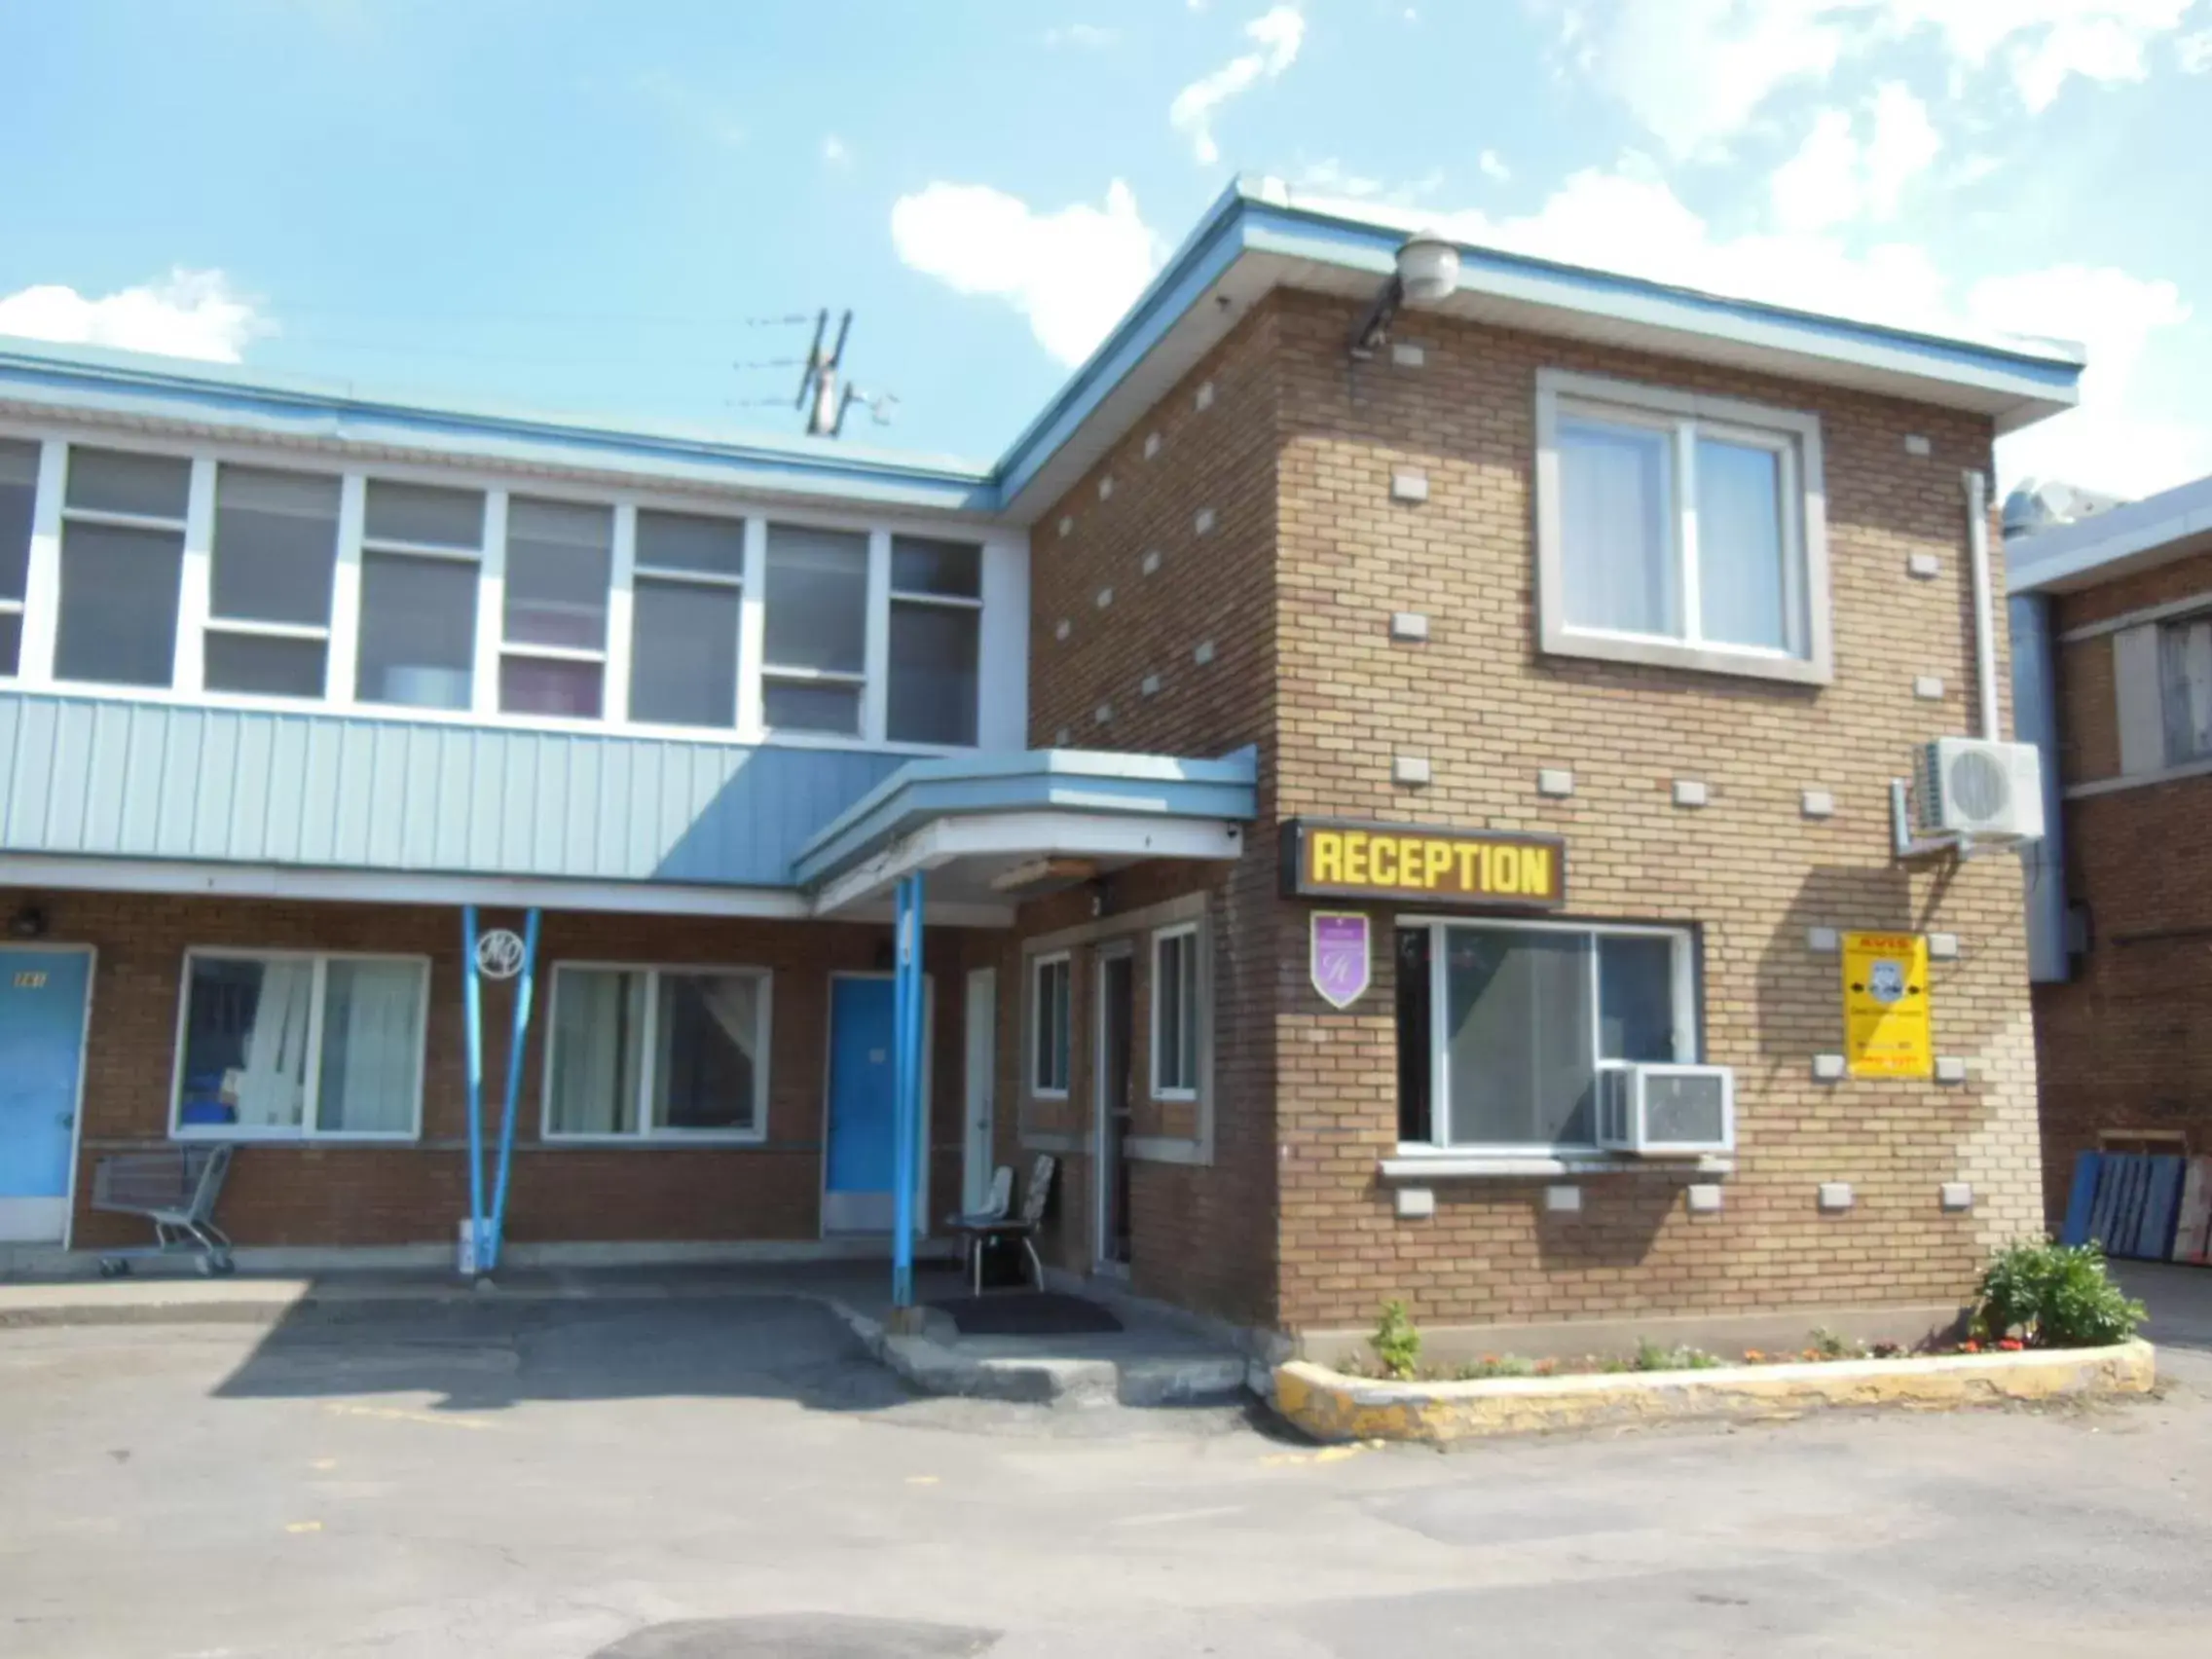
[2161,618,2212,764]
[233,961,313,1129]
[1559,417,1676,637]
[317,961,423,1134]
[549,970,644,1135]
[1696,438,1791,651]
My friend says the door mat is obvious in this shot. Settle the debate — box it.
[929,1293,1124,1337]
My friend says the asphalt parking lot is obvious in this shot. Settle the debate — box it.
[2,1265,2210,1658]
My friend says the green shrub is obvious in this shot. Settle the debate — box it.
[1810,1326,1866,1361]
[1973,1238,2146,1348]
[1372,1300,1422,1381]
[1633,1338,1724,1372]
[1455,1354,1536,1381]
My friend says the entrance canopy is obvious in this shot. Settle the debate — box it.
[794,747,1257,922]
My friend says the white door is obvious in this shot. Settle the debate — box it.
[962,968,996,1213]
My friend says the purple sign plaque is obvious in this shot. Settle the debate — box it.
[1309,911,1372,1010]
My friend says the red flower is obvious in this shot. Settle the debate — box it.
[1998,1338,2025,1351]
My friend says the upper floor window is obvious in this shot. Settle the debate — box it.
[2158,614,2212,765]
[763,524,868,734]
[207,465,342,699]
[56,447,191,688]
[4,435,1000,751]
[1535,370,1830,686]
[358,480,484,711]
[0,438,36,678]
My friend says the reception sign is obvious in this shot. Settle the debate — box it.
[1281,818,1567,908]
[1309,912,1373,1009]
[1841,931,1933,1079]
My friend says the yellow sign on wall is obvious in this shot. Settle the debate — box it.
[1841,931,1932,1079]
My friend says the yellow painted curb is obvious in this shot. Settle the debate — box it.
[1272,1340,2157,1445]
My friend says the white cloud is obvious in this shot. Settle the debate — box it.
[2177,28,2212,68]
[1771,82,1938,230]
[1479,149,1511,183]
[1168,4,1305,166]
[1044,22,1119,49]
[0,270,266,362]
[890,179,1163,366]
[1412,160,2205,496]
[822,133,850,166]
[1296,158,1444,202]
[1555,0,2199,153]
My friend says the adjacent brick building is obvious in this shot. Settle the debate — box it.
[2008,473,2212,1222]
[0,180,2084,1353]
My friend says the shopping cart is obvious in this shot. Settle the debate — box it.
[89,1145,237,1277]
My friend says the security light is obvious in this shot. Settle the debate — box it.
[1349,232,1461,358]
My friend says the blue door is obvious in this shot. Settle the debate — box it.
[824,977,923,1234]
[0,948,92,1243]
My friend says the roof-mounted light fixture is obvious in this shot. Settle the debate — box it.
[1349,232,1461,359]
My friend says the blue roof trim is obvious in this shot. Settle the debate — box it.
[2008,471,2212,594]
[0,338,995,515]
[1242,211,2084,403]
[0,181,2084,524]
[791,745,1260,889]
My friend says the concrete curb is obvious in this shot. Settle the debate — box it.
[829,1300,1249,1409]
[1270,1340,2159,1444]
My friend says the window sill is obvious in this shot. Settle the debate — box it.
[539,1133,765,1149]
[170,1130,421,1146]
[1540,626,1829,688]
[1379,1153,1734,1180]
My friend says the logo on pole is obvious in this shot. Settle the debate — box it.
[474,929,527,981]
[1309,911,1373,1010]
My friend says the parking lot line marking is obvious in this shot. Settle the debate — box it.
[1259,1443,1373,1467]
[323,1403,503,1432]
[310,1458,337,1470]
[904,1475,940,1485]
[284,1521,323,1533]
[1107,1504,1245,1529]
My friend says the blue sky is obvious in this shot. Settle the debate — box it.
[2,0,2209,496]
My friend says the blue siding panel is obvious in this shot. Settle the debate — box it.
[0,691,908,890]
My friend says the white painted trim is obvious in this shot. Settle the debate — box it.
[16,439,64,682]
[471,489,508,718]
[1148,920,1200,1102]
[2064,756,2212,799]
[961,965,997,1214]
[1017,889,1209,957]
[808,810,1244,916]
[604,502,636,725]
[862,527,891,744]
[0,942,97,1247]
[538,960,772,1145]
[171,458,215,694]
[1380,1154,1735,1179]
[736,515,768,741]
[166,946,431,1143]
[1533,367,1832,687]
[326,472,365,706]
[977,535,1028,751]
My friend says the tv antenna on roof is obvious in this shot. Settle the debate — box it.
[794,308,898,437]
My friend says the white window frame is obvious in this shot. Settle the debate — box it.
[202,460,347,701]
[886,535,987,747]
[1149,922,1201,1102]
[1533,369,1831,686]
[0,434,39,676]
[1028,951,1072,1099]
[167,946,430,1143]
[624,503,749,731]
[44,440,199,692]
[495,494,615,720]
[1395,915,1698,1158]
[538,960,773,1145]
[0,422,1020,755]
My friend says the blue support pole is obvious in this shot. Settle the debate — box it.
[461,904,486,1277]
[485,907,540,1273]
[891,873,923,1309]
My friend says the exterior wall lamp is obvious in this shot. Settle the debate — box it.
[1349,233,1461,358]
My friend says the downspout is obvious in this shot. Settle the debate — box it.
[2011,591,2071,981]
[1966,469,2000,740]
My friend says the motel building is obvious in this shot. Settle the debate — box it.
[0,180,2084,1357]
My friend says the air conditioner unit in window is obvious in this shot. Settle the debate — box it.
[1597,1064,1735,1157]
[1911,737,2045,843]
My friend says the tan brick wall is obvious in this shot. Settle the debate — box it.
[1019,288,2045,1336]
[13,889,977,1251]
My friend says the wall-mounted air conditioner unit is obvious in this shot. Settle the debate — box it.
[1597,1064,1735,1157]
[1911,737,2045,843]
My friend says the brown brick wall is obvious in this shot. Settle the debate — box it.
[14,889,979,1251]
[2032,548,2212,1215]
